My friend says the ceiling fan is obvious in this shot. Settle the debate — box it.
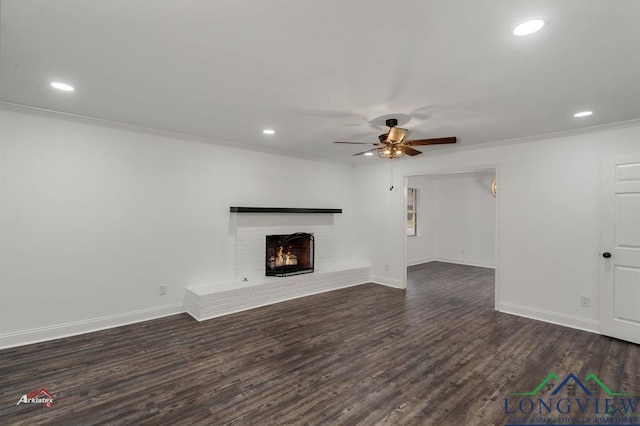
[334,118,457,159]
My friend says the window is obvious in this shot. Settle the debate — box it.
[407,188,417,236]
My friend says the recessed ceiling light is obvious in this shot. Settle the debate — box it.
[262,129,275,135]
[50,81,74,91]
[512,17,548,36]
[364,152,374,156]
[573,111,593,118]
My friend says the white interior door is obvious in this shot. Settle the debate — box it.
[600,152,640,344]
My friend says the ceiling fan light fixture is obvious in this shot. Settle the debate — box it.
[262,129,275,135]
[573,111,593,118]
[378,146,405,159]
[378,148,392,159]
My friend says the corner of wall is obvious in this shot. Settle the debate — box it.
[499,302,600,335]
[370,275,404,289]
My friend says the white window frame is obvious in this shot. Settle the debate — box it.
[407,187,417,237]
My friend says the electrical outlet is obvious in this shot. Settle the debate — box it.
[159,285,167,296]
[242,277,248,282]
[580,295,590,308]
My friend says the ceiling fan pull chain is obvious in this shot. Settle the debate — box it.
[389,163,394,191]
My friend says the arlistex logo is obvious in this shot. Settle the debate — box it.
[16,388,54,408]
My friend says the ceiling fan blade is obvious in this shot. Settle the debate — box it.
[406,137,457,146]
[333,141,377,145]
[386,127,408,143]
[403,146,422,156]
[353,148,379,156]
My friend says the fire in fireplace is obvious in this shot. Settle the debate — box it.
[265,233,314,277]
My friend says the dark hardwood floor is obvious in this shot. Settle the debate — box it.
[1,262,638,425]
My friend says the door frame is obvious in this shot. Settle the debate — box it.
[401,163,501,310]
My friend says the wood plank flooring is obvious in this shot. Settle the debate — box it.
[1,262,638,425]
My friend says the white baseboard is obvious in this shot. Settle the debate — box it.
[370,275,403,289]
[0,303,183,350]
[433,257,495,269]
[499,302,600,334]
[407,257,435,267]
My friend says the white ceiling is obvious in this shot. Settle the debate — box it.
[1,1,639,163]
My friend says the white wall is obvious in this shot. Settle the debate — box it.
[407,172,496,268]
[0,110,362,347]
[356,123,640,331]
[432,172,496,268]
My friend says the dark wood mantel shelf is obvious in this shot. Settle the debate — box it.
[230,207,342,214]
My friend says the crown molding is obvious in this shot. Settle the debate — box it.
[0,101,346,166]
[3,101,637,168]
[452,117,640,153]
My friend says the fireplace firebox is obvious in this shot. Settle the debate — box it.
[265,233,314,277]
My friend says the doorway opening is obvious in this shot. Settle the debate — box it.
[403,167,500,309]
